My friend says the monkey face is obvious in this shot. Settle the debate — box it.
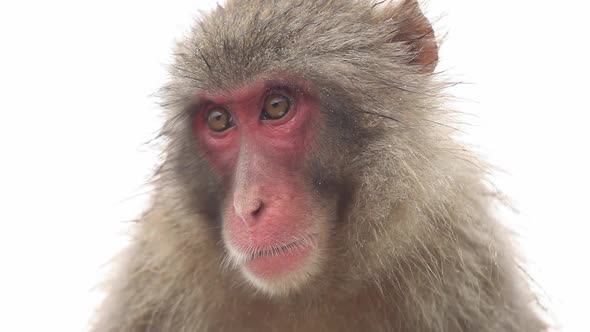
[191,78,336,295]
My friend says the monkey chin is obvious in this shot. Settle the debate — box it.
[225,234,324,297]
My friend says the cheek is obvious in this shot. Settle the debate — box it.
[193,122,238,176]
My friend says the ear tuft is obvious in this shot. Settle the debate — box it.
[374,0,439,73]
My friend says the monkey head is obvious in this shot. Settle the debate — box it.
[159,0,439,296]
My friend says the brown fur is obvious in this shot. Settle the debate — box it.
[92,1,547,331]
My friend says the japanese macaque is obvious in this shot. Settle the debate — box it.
[92,0,547,331]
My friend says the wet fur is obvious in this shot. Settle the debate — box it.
[92,1,548,331]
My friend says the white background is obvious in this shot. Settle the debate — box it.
[0,1,588,331]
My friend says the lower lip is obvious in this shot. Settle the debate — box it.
[244,241,315,278]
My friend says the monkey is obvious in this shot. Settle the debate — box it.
[92,0,548,331]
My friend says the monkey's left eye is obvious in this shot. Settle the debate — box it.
[261,94,290,120]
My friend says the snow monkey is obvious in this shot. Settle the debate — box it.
[93,1,547,331]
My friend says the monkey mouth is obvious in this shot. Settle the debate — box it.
[237,234,318,279]
[245,235,317,261]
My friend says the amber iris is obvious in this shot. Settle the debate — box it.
[262,94,290,120]
[206,107,231,132]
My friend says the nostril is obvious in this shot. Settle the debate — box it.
[234,197,265,222]
[251,201,264,217]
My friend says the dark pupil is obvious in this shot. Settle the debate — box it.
[272,100,282,108]
[213,112,223,121]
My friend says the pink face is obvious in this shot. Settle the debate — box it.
[192,79,324,292]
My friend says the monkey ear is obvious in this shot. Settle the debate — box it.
[375,0,439,73]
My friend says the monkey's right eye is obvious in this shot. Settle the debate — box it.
[206,107,232,132]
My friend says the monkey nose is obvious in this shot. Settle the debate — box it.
[234,197,264,224]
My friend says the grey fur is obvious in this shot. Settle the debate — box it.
[92,1,548,331]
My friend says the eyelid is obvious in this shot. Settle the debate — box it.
[260,86,295,109]
[265,85,294,97]
[201,102,225,117]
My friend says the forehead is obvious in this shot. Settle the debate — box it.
[197,80,268,105]
[162,0,403,118]
[172,1,379,90]
[195,75,313,105]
